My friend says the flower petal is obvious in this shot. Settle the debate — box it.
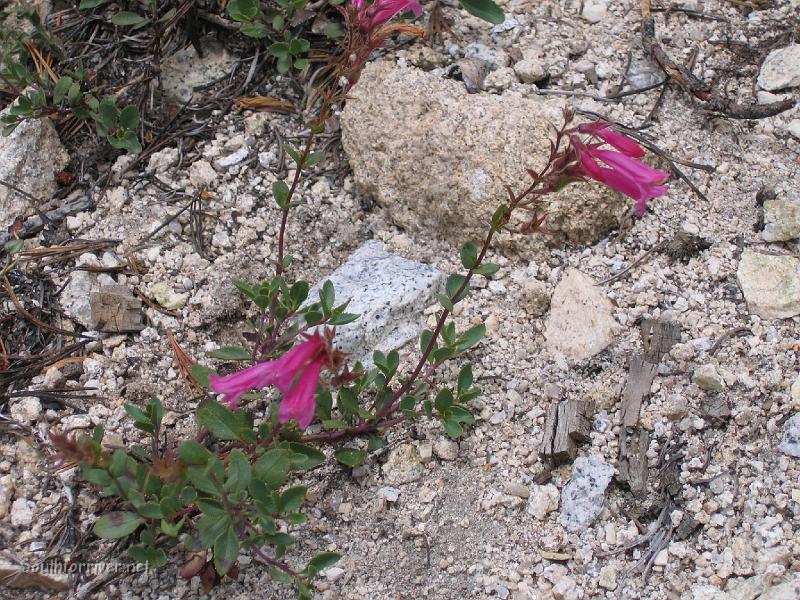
[278,360,323,429]
[209,361,280,409]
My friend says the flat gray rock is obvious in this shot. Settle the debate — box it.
[160,42,235,103]
[560,455,615,533]
[762,199,800,242]
[737,250,800,319]
[308,241,445,366]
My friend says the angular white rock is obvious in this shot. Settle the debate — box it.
[307,241,445,366]
[757,44,800,91]
[737,250,800,319]
[762,199,800,242]
[544,268,619,360]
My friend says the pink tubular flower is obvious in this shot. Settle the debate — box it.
[352,0,422,28]
[568,125,669,216]
[208,333,331,429]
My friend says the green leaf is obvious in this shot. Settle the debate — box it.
[136,502,163,519]
[491,203,509,228]
[434,389,454,413]
[53,76,73,104]
[196,399,254,442]
[474,263,499,277]
[190,364,216,388]
[179,440,212,465]
[227,0,260,21]
[213,527,239,575]
[107,130,142,154]
[94,512,143,539]
[79,0,109,8]
[328,312,359,326]
[289,281,309,307]
[304,552,341,577]
[253,448,290,489]
[446,274,469,304]
[323,22,343,38]
[460,241,478,269]
[279,485,306,513]
[207,346,251,361]
[241,21,269,38]
[456,323,486,351]
[119,105,140,130]
[458,364,473,394]
[67,82,82,106]
[458,0,504,24]
[83,467,112,486]
[319,280,335,312]
[272,180,290,208]
[111,11,150,27]
[3,239,23,256]
[128,545,167,567]
[224,449,252,494]
[420,329,437,354]
[436,293,454,312]
[334,448,366,467]
[276,53,292,74]
[284,442,325,470]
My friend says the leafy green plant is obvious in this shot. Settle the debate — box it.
[0,56,142,152]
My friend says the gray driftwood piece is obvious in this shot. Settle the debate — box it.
[621,355,659,427]
[540,400,592,464]
[90,285,144,333]
[618,426,649,496]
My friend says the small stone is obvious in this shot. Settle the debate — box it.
[0,474,15,519]
[215,146,249,168]
[514,58,547,84]
[598,565,618,590]
[552,575,578,600]
[150,282,188,310]
[484,67,517,92]
[377,486,400,502]
[506,483,530,499]
[433,438,459,461]
[757,44,800,91]
[464,43,509,70]
[322,566,346,581]
[544,269,619,360]
[559,456,614,533]
[778,413,800,458]
[523,279,550,316]
[653,548,669,567]
[188,160,217,188]
[791,374,800,409]
[527,483,559,520]
[693,364,726,392]
[306,241,445,366]
[418,442,434,463]
[244,112,271,136]
[10,498,35,527]
[581,0,607,23]
[788,119,800,141]
[382,444,424,484]
[762,199,800,242]
[737,250,800,319]
[627,59,663,90]
[146,147,179,174]
[10,396,42,423]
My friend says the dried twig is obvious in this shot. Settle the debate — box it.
[641,0,795,119]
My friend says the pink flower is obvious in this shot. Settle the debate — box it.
[350,0,422,29]
[568,126,669,216]
[208,333,330,429]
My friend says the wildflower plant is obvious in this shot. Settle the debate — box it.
[48,3,670,597]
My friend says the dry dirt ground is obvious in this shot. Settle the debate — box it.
[1,0,799,599]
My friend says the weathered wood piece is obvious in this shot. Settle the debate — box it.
[90,285,144,333]
[540,400,592,464]
[621,355,659,427]
[618,426,649,497]
[640,318,681,363]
